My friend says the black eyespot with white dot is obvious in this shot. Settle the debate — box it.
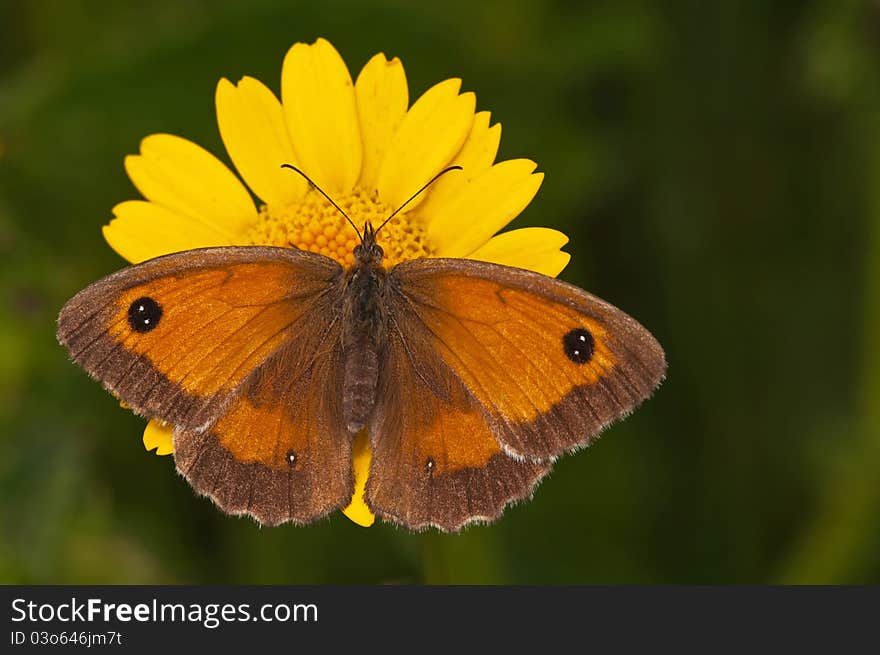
[563,328,594,364]
[128,296,162,333]
[425,456,435,477]
[286,450,298,467]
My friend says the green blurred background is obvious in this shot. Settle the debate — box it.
[1,0,878,584]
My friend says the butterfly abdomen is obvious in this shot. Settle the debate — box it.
[342,342,379,434]
[341,263,388,434]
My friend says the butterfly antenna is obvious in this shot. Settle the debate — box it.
[375,165,463,234]
[281,164,363,243]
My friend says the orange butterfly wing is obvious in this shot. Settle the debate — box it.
[363,258,665,530]
[58,246,353,524]
[366,323,549,531]
[387,259,666,461]
[174,338,352,525]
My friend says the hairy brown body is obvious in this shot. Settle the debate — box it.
[341,241,387,433]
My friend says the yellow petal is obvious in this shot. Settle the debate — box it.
[281,38,362,195]
[125,134,256,240]
[377,79,475,212]
[426,159,544,256]
[342,429,375,527]
[103,200,233,264]
[467,227,571,277]
[451,111,501,172]
[355,53,408,191]
[416,111,501,218]
[143,419,173,456]
[216,77,307,207]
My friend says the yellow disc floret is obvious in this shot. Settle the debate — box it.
[245,187,435,268]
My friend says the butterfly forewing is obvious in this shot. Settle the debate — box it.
[57,247,340,429]
[386,258,666,462]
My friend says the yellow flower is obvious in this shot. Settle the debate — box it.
[106,38,570,528]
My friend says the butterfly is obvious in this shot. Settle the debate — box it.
[57,166,665,532]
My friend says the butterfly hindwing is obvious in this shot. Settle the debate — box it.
[387,258,666,461]
[366,314,550,531]
[174,337,353,525]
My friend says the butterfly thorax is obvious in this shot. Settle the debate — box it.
[341,225,388,433]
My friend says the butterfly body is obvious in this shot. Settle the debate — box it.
[58,232,666,531]
[340,227,389,433]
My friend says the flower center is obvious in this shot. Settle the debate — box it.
[245,188,435,267]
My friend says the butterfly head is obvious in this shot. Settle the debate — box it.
[280,163,461,270]
[353,222,385,266]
